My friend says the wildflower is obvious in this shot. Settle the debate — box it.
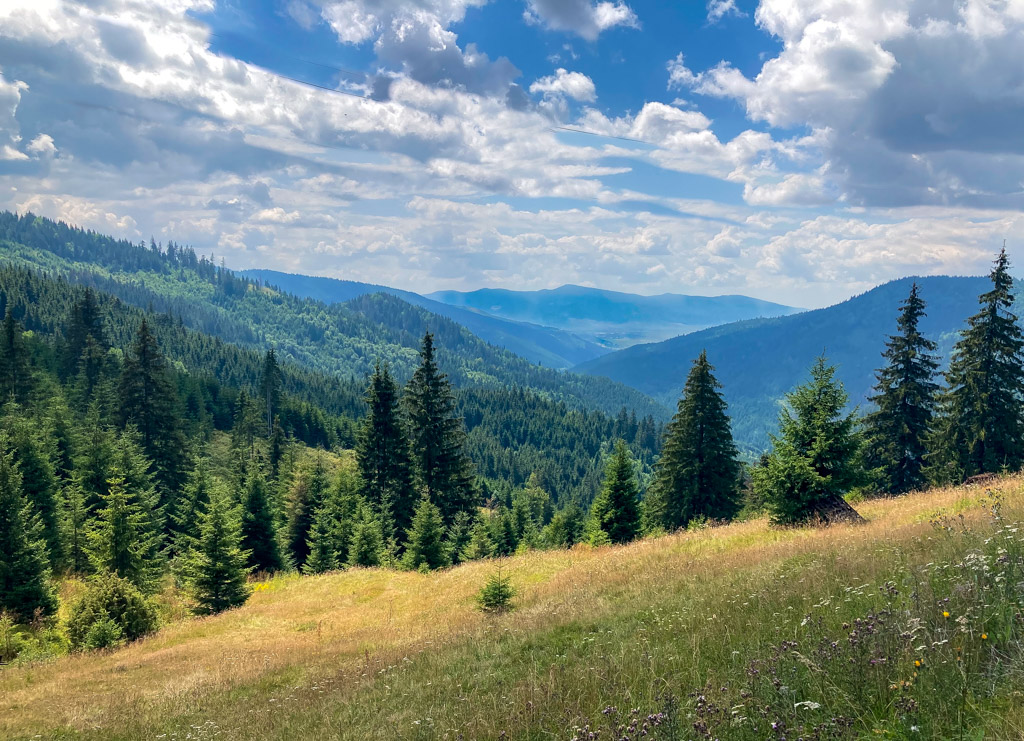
[982,633,988,640]
[914,660,921,667]
[943,611,950,618]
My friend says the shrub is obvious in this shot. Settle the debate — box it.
[477,566,515,613]
[67,574,158,651]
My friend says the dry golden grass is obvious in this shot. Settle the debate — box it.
[1,477,1019,739]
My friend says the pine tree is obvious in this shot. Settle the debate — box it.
[258,349,282,437]
[645,351,741,531]
[753,356,863,525]
[4,410,62,567]
[302,503,339,575]
[0,437,57,620]
[586,440,641,545]
[59,482,91,575]
[286,454,329,569]
[268,416,286,481]
[404,334,477,526]
[239,463,282,574]
[75,407,114,511]
[357,362,417,541]
[180,492,251,615]
[0,309,31,404]
[403,493,448,570]
[461,514,495,561]
[863,283,940,494]
[934,248,1024,480]
[64,288,108,380]
[445,510,475,565]
[118,319,187,501]
[347,502,384,568]
[172,457,214,554]
[87,469,163,591]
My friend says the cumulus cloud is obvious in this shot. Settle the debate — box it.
[706,0,744,24]
[523,0,640,40]
[529,68,597,101]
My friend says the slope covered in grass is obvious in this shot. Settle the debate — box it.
[4,479,1024,739]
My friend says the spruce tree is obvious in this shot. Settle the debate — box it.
[172,457,214,554]
[4,411,62,567]
[87,469,163,591]
[286,455,329,569]
[461,514,495,561]
[181,491,251,615]
[118,319,187,502]
[0,438,57,620]
[64,288,108,380]
[357,362,417,541]
[403,493,448,570]
[76,407,114,511]
[753,356,862,525]
[59,483,91,575]
[586,440,641,545]
[0,309,31,404]
[347,502,384,568]
[258,349,282,437]
[302,504,339,575]
[646,351,740,531]
[934,248,1024,479]
[404,334,477,526]
[445,510,475,565]
[863,283,940,494]
[239,463,282,574]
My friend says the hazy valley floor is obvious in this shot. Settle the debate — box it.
[4,479,1024,739]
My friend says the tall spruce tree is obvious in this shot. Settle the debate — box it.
[118,319,187,501]
[239,463,282,574]
[59,482,91,575]
[587,440,641,545]
[302,503,339,575]
[172,457,214,554]
[0,438,57,620]
[0,309,31,404]
[347,502,384,568]
[64,288,108,380]
[403,493,448,570]
[934,248,1024,479]
[404,334,476,526]
[646,351,740,532]
[4,410,62,567]
[863,283,940,494]
[258,349,282,437]
[357,362,417,541]
[181,491,251,615]
[286,455,329,569]
[87,469,163,592]
[753,356,862,525]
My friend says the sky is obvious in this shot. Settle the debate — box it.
[1,0,1023,308]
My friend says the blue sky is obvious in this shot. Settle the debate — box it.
[1,0,1023,307]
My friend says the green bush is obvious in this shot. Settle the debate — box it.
[67,574,158,651]
[477,567,515,613]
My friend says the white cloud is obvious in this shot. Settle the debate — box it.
[523,0,639,40]
[529,68,597,101]
[706,0,744,24]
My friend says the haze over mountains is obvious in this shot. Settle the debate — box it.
[428,285,802,348]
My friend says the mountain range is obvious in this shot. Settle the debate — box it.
[427,284,802,348]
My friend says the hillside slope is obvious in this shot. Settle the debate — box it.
[428,283,802,347]
[241,269,608,369]
[576,275,998,449]
[3,478,1021,739]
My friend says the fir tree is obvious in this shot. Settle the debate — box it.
[64,288,108,380]
[75,407,113,511]
[357,362,417,541]
[172,457,214,554]
[753,356,863,525]
[445,510,475,565]
[302,503,339,575]
[404,334,477,526]
[4,410,62,567]
[863,283,940,494]
[645,351,740,532]
[268,416,287,481]
[239,464,282,574]
[403,493,448,570]
[180,491,251,615]
[258,349,282,437]
[286,454,329,569]
[0,309,31,404]
[934,248,1024,479]
[586,440,641,545]
[542,502,586,548]
[87,469,163,591]
[118,319,187,501]
[59,483,91,575]
[347,502,384,568]
[461,514,495,561]
[0,437,57,620]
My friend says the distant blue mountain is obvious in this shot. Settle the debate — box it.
[427,284,802,348]
[574,275,997,452]
[240,270,609,368]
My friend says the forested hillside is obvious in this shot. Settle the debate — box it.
[576,275,998,449]
[241,269,608,369]
[0,212,665,421]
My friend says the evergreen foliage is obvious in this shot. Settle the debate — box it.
[645,351,740,531]
[405,334,477,525]
[753,357,862,525]
[347,502,384,568]
[87,469,163,592]
[285,455,329,569]
[0,437,57,620]
[586,441,641,545]
[403,494,448,571]
[302,503,339,575]
[863,284,940,494]
[933,249,1024,480]
[180,492,251,615]
[66,574,158,650]
[477,566,515,613]
[238,464,282,574]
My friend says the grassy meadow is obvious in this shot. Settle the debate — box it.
[4,478,1024,739]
